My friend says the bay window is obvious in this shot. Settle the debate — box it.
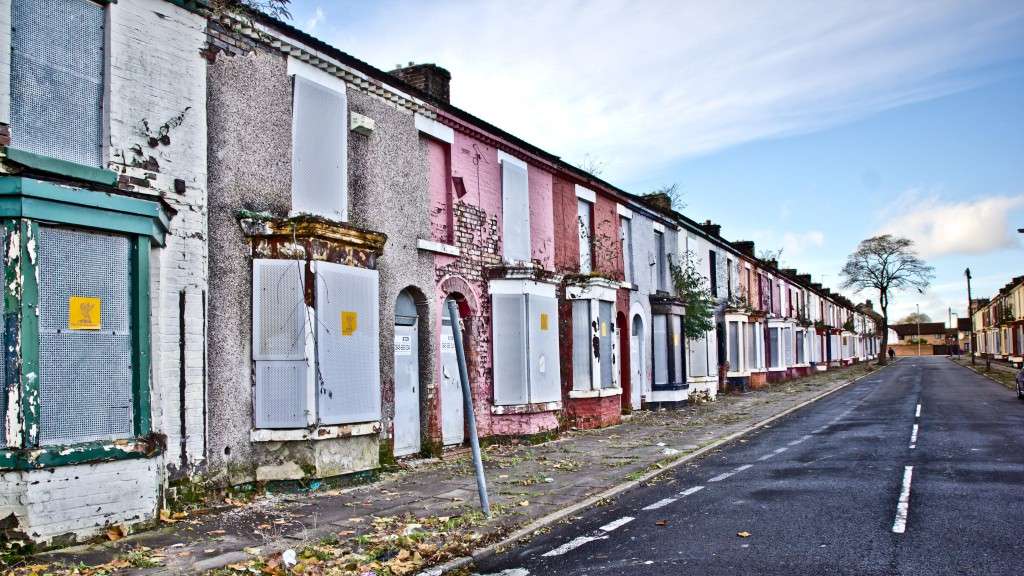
[652,312,685,388]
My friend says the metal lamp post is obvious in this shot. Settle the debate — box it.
[916,303,921,357]
[966,268,975,365]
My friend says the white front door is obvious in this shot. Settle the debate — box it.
[630,315,643,410]
[393,322,420,457]
[440,308,465,445]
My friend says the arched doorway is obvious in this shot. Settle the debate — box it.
[393,289,421,457]
[630,314,645,410]
[440,295,467,446]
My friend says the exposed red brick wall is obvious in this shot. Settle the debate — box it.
[593,193,623,280]
[565,395,621,429]
[552,175,578,273]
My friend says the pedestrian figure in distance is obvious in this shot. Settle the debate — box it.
[888,347,896,361]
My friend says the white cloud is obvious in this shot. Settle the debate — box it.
[304,0,1024,181]
[876,192,1024,258]
[782,230,825,258]
[304,6,325,32]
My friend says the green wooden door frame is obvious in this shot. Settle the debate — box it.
[0,177,168,470]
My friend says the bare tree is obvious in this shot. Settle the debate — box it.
[577,153,606,177]
[840,235,934,365]
[758,247,784,264]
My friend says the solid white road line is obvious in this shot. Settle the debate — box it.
[916,404,921,418]
[757,453,773,461]
[542,535,608,557]
[735,464,753,472]
[892,466,914,534]
[773,447,788,454]
[910,423,919,449]
[680,485,704,497]
[642,498,677,511]
[599,516,634,532]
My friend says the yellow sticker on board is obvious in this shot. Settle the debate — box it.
[69,296,101,330]
[601,321,608,337]
[540,313,550,331]
[341,311,358,336]
[673,333,680,346]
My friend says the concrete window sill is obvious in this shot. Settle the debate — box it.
[491,401,562,415]
[250,422,381,443]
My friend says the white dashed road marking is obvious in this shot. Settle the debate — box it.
[757,453,773,461]
[709,464,752,482]
[598,516,634,532]
[773,447,788,454]
[642,498,677,511]
[915,403,921,418]
[680,485,704,497]
[542,535,608,557]
[892,466,914,534]
[910,423,918,449]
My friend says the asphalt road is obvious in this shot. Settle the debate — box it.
[473,357,1024,576]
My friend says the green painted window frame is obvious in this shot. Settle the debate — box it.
[0,176,166,470]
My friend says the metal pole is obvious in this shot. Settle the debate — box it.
[966,268,975,365]
[446,299,490,516]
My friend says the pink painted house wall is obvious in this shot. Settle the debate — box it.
[426,118,559,439]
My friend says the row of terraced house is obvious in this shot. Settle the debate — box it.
[0,0,879,544]
[971,275,1024,366]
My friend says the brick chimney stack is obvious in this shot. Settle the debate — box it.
[390,62,451,103]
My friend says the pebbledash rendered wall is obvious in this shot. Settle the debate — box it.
[426,120,560,438]
[0,0,209,543]
[204,22,437,482]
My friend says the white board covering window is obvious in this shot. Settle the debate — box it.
[669,314,684,385]
[744,323,757,370]
[291,74,348,220]
[784,327,794,366]
[314,262,380,424]
[796,329,805,364]
[769,327,780,368]
[653,314,669,386]
[654,231,666,291]
[621,217,633,284]
[11,0,105,166]
[728,321,740,371]
[599,301,614,388]
[689,332,709,378]
[501,157,531,263]
[572,300,593,391]
[493,287,560,405]
[578,199,593,274]
[252,259,311,428]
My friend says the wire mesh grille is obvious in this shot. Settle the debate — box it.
[38,226,133,445]
[254,361,308,428]
[11,0,105,167]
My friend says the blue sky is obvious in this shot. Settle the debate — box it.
[286,0,1024,324]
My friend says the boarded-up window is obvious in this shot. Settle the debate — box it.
[620,217,633,283]
[572,300,592,391]
[315,262,380,424]
[654,231,666,291]
[252,259,309,428]
[577,199,593,274]
[769,327,780,368]
[796,329,805,364]
[292,75,348,220]
[495,291,560,404]
[669,314,684,385]
[527,294,560,403]
[38,227,132,445]
[728,321,740,370]
[689,332,708,378]
[599,301,614,388]
[784,327,794,366]
[501,159,530,262]
[744,322,757,370]
[11,0,105,166]
[652,314,668,386]
[0,228,5,445]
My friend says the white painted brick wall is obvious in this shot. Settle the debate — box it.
[0,458,160,544]
[2,0,209,543]
[106,0,209,474]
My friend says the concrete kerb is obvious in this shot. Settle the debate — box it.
[419,360,898,576]
[948,356,1017,391]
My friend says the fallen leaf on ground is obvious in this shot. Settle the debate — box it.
[243,546,262,555]
[518,500,529,507]
[737,531,752,538]
[208,529,226,536]
[655,520,668,526]
[106,526,124,541]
